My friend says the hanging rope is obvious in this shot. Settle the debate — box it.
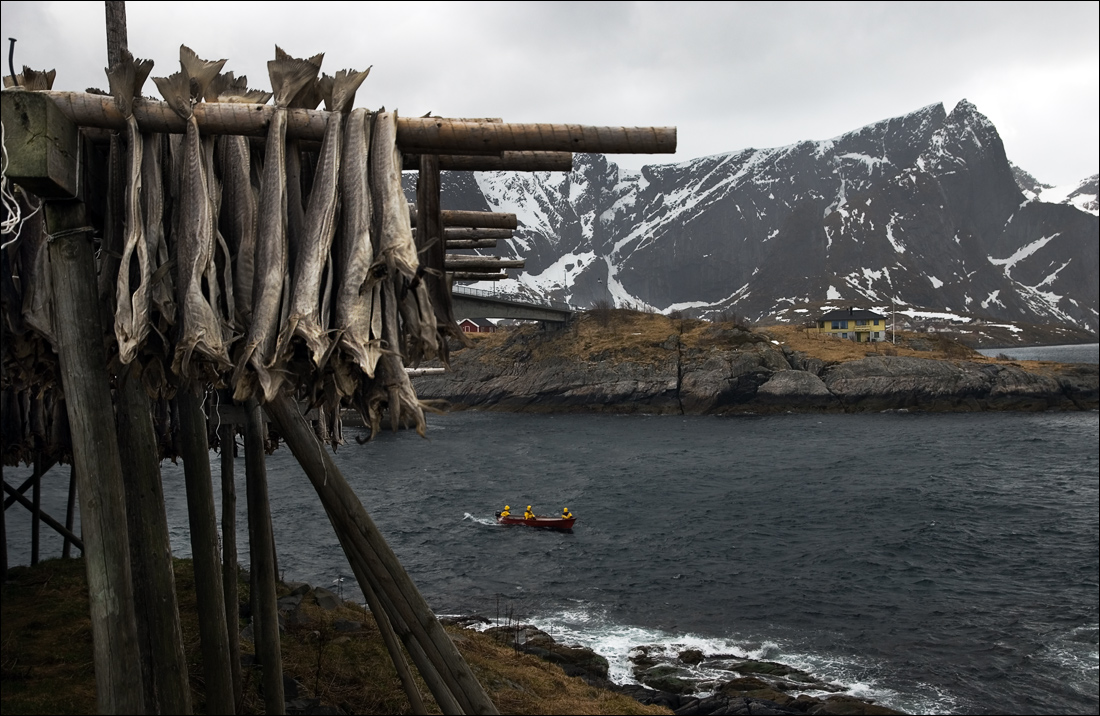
[1,118,43,250]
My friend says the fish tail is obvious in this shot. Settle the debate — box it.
[268,56,320,109]
[152,71,192,119]
[179,45,227,102]
[328,67,371,114]
[106,49,137,117]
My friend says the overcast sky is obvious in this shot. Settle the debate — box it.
[2,1,1097,186]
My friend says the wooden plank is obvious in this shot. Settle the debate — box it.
[45,200,144,713]
[403,151,573,172]
[40,92,676,154]
[219,421,243,707]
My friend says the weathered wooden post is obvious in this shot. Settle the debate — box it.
[30,454,42,565]
[177,381,235,714]
[266,395,499,715]
[219,420,243,706]
[1,85,146,712]
[243,398,284,715]
[62,464,77,558]
[117,363,193,714]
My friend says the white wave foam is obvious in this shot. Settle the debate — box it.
[463,512,501,526]
[516,605,958,715]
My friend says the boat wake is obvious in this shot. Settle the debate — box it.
[463,512,499,526]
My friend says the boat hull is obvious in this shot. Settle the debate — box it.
[496,515,575,529]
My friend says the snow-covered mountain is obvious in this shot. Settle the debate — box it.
[412,100,1099,333]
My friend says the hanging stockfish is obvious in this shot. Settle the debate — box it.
[106,49,156,365]
[360,111,431,437]
[210,74,271,327]
[153,46,230,380]
[231,49,319,402]
[277,68,370,371]
[278,47,324,301]
[370,111,439,366]
[332,108,383,391]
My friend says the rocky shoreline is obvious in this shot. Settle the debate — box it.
[413,324,1098,414]
[444,618,904,715]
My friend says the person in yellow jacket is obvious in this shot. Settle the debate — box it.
[562,507,573,519]
[524,505,535,520]
[500,505,510,518]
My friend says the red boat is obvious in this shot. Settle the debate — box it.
[496,513,576,529]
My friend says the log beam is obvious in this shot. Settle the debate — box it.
[410,206,519,230]
[35,92,675,154]
[446,239,499,250]
[445,256,525,271]
[451,272,508,282]
[444,228,512,241]
[403,151,573,172]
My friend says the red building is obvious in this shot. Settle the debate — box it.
[457,318,497,334]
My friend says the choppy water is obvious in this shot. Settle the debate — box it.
[7,411,1098,715]
[976,343,1099,364]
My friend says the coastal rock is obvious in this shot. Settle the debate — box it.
[483,625,610,680]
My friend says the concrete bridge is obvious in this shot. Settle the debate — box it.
[451,285,573,323]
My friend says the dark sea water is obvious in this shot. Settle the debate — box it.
[976,343,1099,364]
[7,411,1098,715]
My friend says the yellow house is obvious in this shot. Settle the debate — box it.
[817,308,886,342]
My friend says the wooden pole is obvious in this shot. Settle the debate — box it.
[411,207,518,230]
[403,151,573,172]
[117,363,193,715]
[444,228,512,241]
[417,154,460,344]
[444,257,525,271]
[219,421,243,708]
[177,381,236,715]
[243,398,285,716]
[30,454,42,565]
[62,464,77,558]
[0,463,5,584]
[265,395,499,715]
[41,92,676,154]
[445,239,499,250]
[45,201,144,713]
[451,272,508,282]
[104,2,128,68]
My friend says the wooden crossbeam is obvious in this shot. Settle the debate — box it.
[444,228,512,240]
[451,271,508,281]
[444,256,525,271]
[35,91,676,154]
[402,151,573,172]
[446,239,498,250]
[409,206,518,230]
[3,480,84,551]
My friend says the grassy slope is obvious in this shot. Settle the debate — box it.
[1,558,668,715]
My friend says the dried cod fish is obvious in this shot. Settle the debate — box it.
[210,73,271,327]
[231,48,319,402]
[278,68,370,369]
[333,107,383,386]
[106,49,156,364]
[370,110,439,366]
[153,45,230,379]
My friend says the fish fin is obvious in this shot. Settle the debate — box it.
[133,57,154,95]
[268,57,320,109]
[328,67,371,114]
[179,45,226,102]
[152,71,192,119]
[318,74,335,112]
[106,50,137,117]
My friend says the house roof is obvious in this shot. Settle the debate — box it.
[458,317,496,328]
[819,308,885,321]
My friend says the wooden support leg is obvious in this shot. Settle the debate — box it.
[62,464,77,558]
[31,454,42,566]
[46,200,145,714]
[177,381,235,714]
[265,395,498,715]
[219,421,243,708]
[243,399,284,715]
[2,481,84,548]
[1,463,7,584]
[118,363,193,715]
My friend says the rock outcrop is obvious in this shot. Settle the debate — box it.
[414,331,1098,414]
